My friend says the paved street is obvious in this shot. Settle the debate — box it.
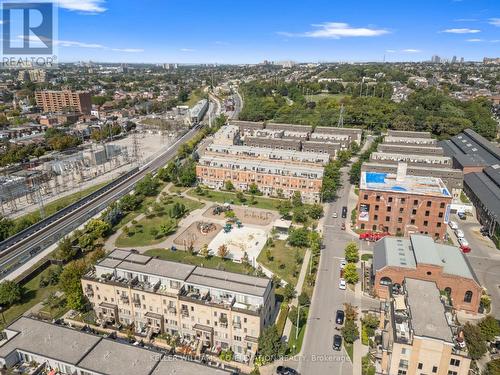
[448,213,500,318]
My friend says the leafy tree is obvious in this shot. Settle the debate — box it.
[54,237,79,262]
[217,244,229,258]
[150,227,159,238]
[85,219,111,239]
[236,191,246,202]
[298,292,310,306]
[135,173,158,196]
[224,180,235,191]
[119,194,140,212]
[199,243,210,258]
[248,183,260,195]
[177,160,197,187]
[307,204,324,219]
[478,315,500,342]
[170,202,186,219]
[59,260,87,311]
[345,242,359,263]
[362,354,376,375]
[288,227,310,248]
[288,305,307,327]
[343,263,359,284]
[282,283,296,302]
[292,191,303,206]
[463,322,488,360]
[0,280,23,307]
[242,251,250,265]
[278,200,292,220]
[257,326,287,363]
[0,216,14,242]
[342,319,359,343]
[292,206,308,223]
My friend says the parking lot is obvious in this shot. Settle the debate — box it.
[447,212,500,319]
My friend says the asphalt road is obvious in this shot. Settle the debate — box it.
[449,214,500,318]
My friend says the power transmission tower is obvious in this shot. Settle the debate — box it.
[337,104,344,128]
[131,132,142,165]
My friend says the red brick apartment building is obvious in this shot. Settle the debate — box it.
[35,90,92,114]
[356,165,452,239]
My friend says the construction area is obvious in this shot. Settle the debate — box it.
[202,205,277,226]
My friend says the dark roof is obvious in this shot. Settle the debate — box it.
[464,169,500,221]
[441,129,500,167]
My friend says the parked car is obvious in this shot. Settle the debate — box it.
[458,237,469,247]
[455,229,465,238]
[333,334,342,350]
[276,366,298,375]
[339,279,346,290]
[480,227,489,236]
[458,212,466,220]
[341,222,346,231]
[340,259,347,269]
[341,206,348,218]
[460,245,471,254]
[335,310,345,325]
[332,212,338,218]
[448,221,458,230]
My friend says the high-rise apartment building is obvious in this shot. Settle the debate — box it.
[35,90,92,114]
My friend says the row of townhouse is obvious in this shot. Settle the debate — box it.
[196,155,324,203]
[81,250,275,362]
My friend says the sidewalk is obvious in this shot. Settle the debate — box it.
[282,249,311,342]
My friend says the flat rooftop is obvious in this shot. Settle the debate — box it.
[186,267,270,297]
[0,317,100,365]
[152,359,229,375]
[360,171,451,198]
[77,339,159,375]
[405,278,453,342]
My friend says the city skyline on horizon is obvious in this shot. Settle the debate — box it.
[3,0,498,64]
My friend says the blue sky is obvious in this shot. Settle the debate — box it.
[37,0,500,63]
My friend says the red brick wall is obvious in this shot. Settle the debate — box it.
[374,265,481,313]
[356,189,451,240]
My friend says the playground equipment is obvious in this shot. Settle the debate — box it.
[213,204,231,215]
[197,222,217,235]
[236,220,242,228]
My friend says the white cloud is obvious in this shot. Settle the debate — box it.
[489,18,500,27]
[402,49,421,53]
[17,35,141,52]
[442,28,481,34]
[278,22,389,39]
[466,38,483,42]
[491,39,500,43]
[180,48,195,52]
[454,18,478,22]
[385,49,396,53]
[56,40,105,48]
[58,0,106,13]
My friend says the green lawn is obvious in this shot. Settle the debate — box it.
[185,89,206,107]
[187,188,280,211]
[288,307,309,355]
[257,240,305,286]
[144,249,254,275]
[345,342,354,362]
[115,196,204,247]
[13,181,109,227]
[1,265,62,328]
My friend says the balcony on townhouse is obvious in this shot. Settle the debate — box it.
[120,294,130,304]
[84,286,94,297]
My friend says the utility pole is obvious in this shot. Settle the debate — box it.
[337,104,344,128]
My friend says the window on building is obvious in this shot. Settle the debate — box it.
[427,201,432,207]
[410,219,415,225]
[423,220,428,226]
[440,202,446,208]
[412,209,417,215]
[418,363,423,369]
[397,371,407,375]
[387,206,392,212]
[413,200,419,206]
[376,195,381,202]
[399,207,404,214]
[398,359,408,369]
[398,217,402,223]
[388,197,393,203]
[432,366,438,373]
[438,212,444,218]
[374,215,378,221]
[375,205,379,211]
[450,358,461,367]
[425,211,430,216]
[437,223,442,227]
[464,291,473,303]
[400,198,406,204]
[386,216,390,222]
[448,371,458,375]
[364,194,368,200]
